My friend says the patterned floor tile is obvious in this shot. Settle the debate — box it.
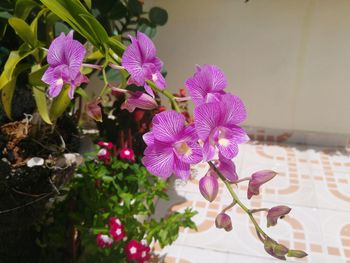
[154,141,350,263]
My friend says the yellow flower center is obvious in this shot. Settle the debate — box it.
[175,141,192,157]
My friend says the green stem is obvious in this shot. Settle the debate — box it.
[208,161,269,240]
[146,80,181,112]
[99,62,110,97]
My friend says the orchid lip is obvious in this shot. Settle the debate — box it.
[174,141,192,157]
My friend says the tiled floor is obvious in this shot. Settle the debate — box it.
[153,141,350,263]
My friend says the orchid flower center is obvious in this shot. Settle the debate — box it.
[152,73,158,82]
[56,78,64,86]
[210,127,228,146]
[174,141,192,157]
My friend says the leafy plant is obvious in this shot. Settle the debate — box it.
[0,0,168,124]
[37,147,196,262]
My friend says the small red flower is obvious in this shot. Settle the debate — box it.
[138,242,151,263]
[124,240,142,261]
[97,141,113,149]
[108,216,122,228]
[97,148,111,161]
[109,224,126,241]
[120,148,135,161]
[96,233,113,248]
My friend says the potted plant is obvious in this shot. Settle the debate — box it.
[0,0,171,261]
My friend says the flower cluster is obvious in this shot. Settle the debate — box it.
[97,141,134,163]
[119,32,308,261]
[96,217,150,263]
[141,64,248,183]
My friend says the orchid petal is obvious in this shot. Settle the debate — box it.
[136,32,157,62]
[194,102,220,140]
[217,154,238,182]
[143,132,154,146]
[186,64,227,105]
[221,93,247,125]
[173,156,190,180]
[152,110,186,142]
[202,139,216,161]
[142,143,174,178]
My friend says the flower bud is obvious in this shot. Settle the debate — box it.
[267,205,291,227]
[199,175,218,202]
[287,249,308,258]
[264,237,288,260]
[247,170,277,199]
[215,213,232,231]
[86,98,102,122]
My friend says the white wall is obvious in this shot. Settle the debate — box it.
[146,0,350,134]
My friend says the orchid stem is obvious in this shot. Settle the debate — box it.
[250,208,269,213]
[208,161,269,242]
[222,201,236,213]
[146,80,181,113]
[99,65,109,97]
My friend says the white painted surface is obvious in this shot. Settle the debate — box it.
[146,0,350,134]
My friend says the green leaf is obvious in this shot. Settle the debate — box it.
[1,63,31,119]
[8,17,36,47]
[0,11,11,19]
[108,36,125,56]
[0,46,36,91]
[40,0,110,52]
[79,13,109,43]
[127,0,142,16]
[54,21,70,35]
[75,87,89,100]
[149,7,168,26]
[28,64,48,86]
[33,85,52,124]
[14,0,39,20]
[83,0,91,10]
[109,2,127,20]
[138,23,157,39]
[49,84,72,120]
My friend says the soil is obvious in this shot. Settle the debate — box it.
[0,115,80,263]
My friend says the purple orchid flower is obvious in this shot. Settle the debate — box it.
[185,64,227,106]
[194,93,249,161]
[121,91,158,112]
[122,32,166,97]
[142,110,203,180]
[42,31,88,99]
